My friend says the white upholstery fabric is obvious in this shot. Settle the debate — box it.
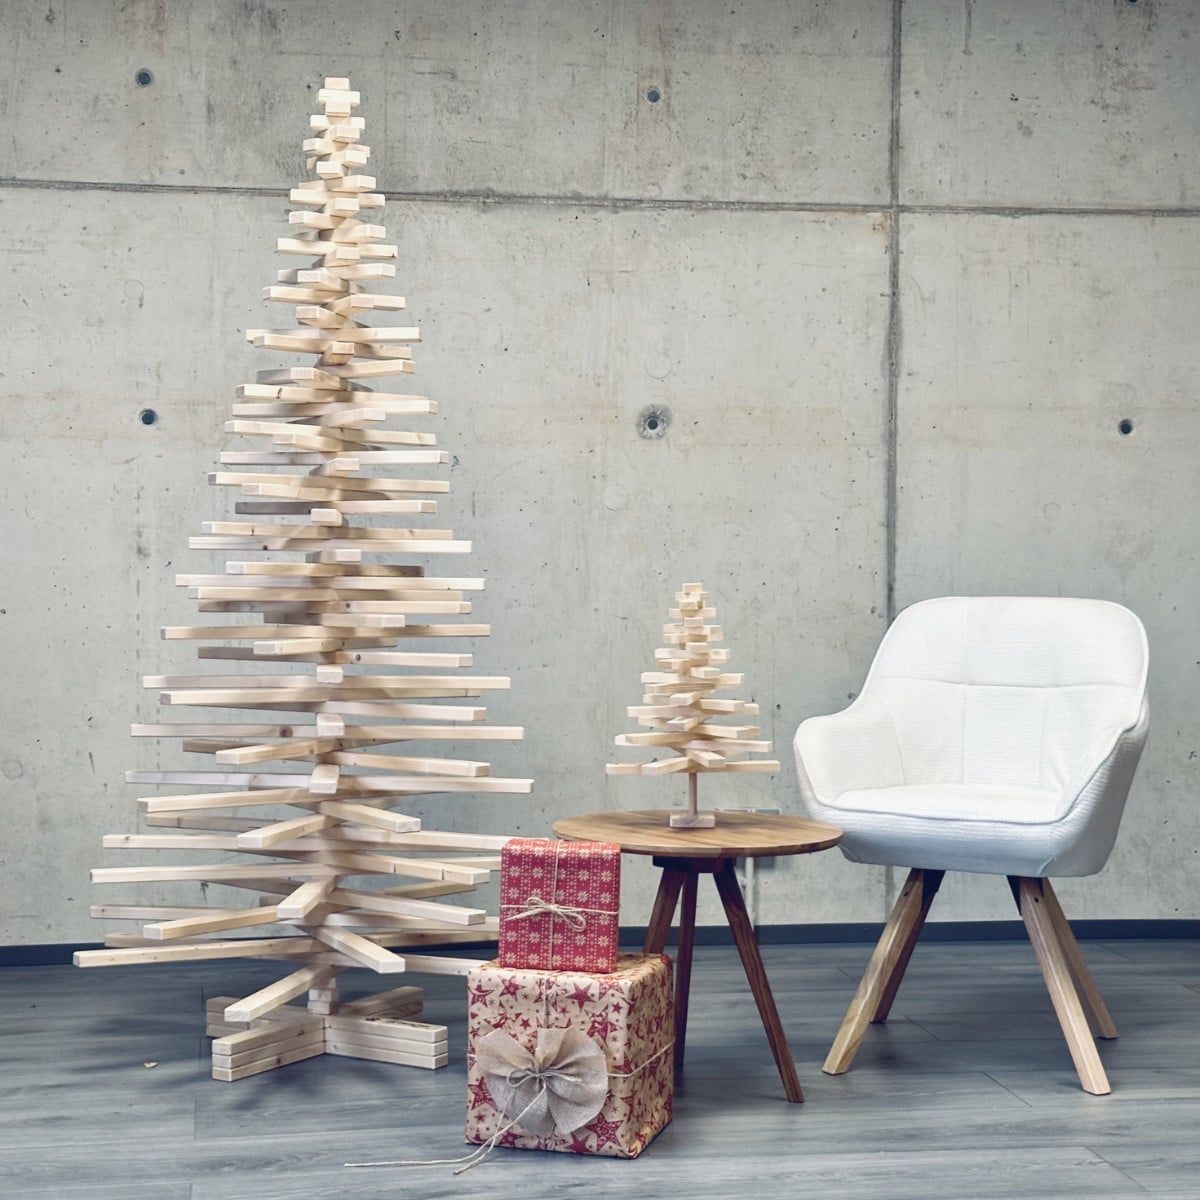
[794,597,1149,878]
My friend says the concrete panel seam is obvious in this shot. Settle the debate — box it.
[901,204,1200,220]
[5,177,1200,221]
[885,0,903,629]
[0,177,888,216]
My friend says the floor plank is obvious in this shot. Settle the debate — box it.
[1,940,1197,1198]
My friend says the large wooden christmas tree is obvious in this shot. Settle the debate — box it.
[76,78,531,1080]
[607,582,780,827]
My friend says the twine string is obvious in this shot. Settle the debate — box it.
[505,894,588,931]
[344,1084,549,1174]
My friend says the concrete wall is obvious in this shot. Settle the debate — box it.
[1,0,1196,945]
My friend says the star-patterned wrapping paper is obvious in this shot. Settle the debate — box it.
[498,838,621,974]
[465,954,674,1159]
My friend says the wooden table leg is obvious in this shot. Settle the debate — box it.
[712,858,805,1103]
[642,864,685,955]
[644,861,698,1075]
[674,869,699,1073]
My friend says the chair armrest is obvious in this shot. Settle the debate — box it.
[1044,695,1149,876]
[1062,695,1150,807]
[793,700,905,810]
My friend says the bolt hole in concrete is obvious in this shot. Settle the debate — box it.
[638,406,671,439]
[135,68,154,87]
[646,86,661,103]
[139,409,158,426]
[1118,418,1134,436]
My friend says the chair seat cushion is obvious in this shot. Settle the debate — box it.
[816,782,1089,876]
[830,783,1068,825]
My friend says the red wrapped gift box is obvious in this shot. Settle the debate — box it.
[465,954,673,1159]
[498,838,620,973]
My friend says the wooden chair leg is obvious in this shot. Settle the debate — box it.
[1015,877,1112,1096]
[823,867,943,1075]
[1039,880,1118,1040]
[871,868,945,1022]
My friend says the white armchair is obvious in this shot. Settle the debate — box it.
[794,596,1149,1094]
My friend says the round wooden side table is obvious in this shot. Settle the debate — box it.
[553,808,842,1103]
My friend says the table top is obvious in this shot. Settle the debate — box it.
[552,809,843,859]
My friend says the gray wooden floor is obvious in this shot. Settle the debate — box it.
[2,938,1199,1198]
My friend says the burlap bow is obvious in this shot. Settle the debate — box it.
[474,1027,608,1137]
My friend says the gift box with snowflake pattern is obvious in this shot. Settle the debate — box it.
[498,838,621,973]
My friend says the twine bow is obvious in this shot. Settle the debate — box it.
[506,894,588,933]
[475,1027,608,1137]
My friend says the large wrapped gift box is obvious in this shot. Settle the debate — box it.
[498,838,621,973]
[465,953,673,1158]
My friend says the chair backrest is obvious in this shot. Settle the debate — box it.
[863,597,1148,793]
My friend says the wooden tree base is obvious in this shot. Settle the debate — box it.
[669,810,716,828]
[205,984,447,1081]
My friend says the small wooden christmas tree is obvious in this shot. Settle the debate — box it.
[606,582,780,827]
[76,78,532,1080]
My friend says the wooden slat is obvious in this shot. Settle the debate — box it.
[236,813,334,848]
[312,926,407,973]
[324,1038,447,1068]
[74,936,317,967]
[338,984,423,1017]
[132,774,534,798]
[91,863,343,884]
[223,965,340,1024]
[325,886,486,926]
[314,800,422,832]
[212,1038,326,1081]
[276,878,336,921]
[141,906,279,942]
